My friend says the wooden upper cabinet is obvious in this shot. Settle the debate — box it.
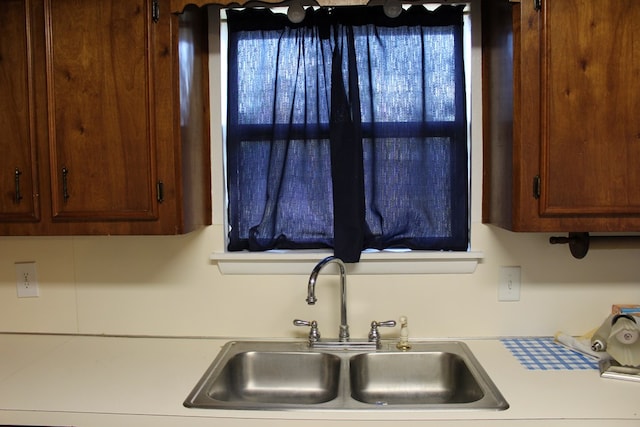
[540,0,640,217]
[46,0,159,222]
[482,0,640,232]
[0,0,39,222]
[0,0,211,235]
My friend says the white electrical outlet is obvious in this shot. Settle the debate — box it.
[498,266,521,302]
[15,262,39,298]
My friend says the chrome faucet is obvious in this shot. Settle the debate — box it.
[306,256,350,342]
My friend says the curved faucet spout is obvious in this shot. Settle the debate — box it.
[306,256,349,342]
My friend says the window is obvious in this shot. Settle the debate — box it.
[223,5,469,263]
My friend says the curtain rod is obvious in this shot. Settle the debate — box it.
[230,0,470,22]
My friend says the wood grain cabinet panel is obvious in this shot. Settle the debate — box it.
[482,0,640,232]
[0,0,211,235]
[46,0,159,222]
[0,0,39,223]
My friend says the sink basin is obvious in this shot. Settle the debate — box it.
[350,352,484,405]
[184,340,508,411]
[207,351,341,404]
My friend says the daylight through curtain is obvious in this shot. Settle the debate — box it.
[226,5,468,262]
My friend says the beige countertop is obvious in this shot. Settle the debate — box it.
[0,333,638,426]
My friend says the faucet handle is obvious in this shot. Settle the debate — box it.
[368,320,397,345]
[294,319,321,343]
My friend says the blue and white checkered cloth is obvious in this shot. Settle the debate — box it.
[501,337,599,370]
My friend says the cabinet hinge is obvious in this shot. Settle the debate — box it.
[533,0,541,11]
[533,175,541,199]
[156,181,164,203]
[152,0,159,23]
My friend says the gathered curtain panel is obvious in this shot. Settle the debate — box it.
[226,5,468,262]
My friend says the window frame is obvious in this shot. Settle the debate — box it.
[208,3,483,275]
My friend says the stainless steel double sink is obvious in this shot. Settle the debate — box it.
[184,340,509,411]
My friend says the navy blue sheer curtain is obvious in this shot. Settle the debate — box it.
[226,5,468,262]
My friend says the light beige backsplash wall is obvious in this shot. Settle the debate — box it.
[0,5,638,339]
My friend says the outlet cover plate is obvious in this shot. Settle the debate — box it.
[498,266,521,301]
[16,262,39,298]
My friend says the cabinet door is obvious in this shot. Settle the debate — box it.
[0,0,39,222]
[44,0,160,222]
[483,0,640,232]
[539,0,640,216]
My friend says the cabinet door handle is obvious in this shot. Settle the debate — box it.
[156,181,164,203]
[62,167,70,202]
[152,0,159,23]
[14,168,23,203]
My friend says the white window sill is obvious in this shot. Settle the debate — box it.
[211,250,484,275]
